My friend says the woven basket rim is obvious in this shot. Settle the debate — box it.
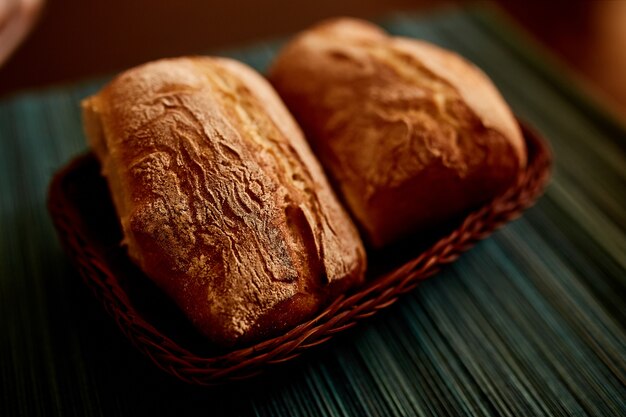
[47,120,552,386]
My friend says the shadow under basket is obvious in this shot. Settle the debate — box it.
[47,121,552,386]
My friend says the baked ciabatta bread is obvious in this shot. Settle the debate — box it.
[82,57,366,347]
[269,18,527,247]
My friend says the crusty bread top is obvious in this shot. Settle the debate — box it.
[82,57,365,345]
[271,18,525,171]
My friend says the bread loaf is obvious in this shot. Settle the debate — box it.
[82,57,366,347]
[269,18,527,247]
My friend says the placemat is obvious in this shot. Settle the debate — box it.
[1,6,624,417]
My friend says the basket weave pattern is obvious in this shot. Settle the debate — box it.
[48,122,552,385]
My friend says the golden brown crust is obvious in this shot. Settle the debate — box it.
[82,56,366,346]
[269,18,527,246]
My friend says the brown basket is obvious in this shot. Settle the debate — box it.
[47,121,552,386]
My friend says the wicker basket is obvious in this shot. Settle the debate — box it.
[47,121,552,386]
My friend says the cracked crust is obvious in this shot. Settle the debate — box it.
[269,18,527,247]
[82,57,366,347]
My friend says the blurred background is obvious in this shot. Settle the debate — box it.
[1,0,625,117]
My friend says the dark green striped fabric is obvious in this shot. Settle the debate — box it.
[1,7,624,417]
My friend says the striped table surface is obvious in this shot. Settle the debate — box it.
[1,6,624,417]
